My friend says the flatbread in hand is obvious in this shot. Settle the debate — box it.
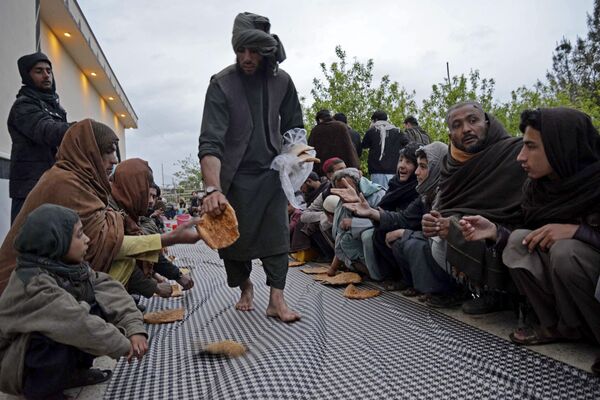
[196,203,240,249]
[144,308,185,324]
[343,284,381,299]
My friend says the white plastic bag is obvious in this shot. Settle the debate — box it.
[270,128,315,209]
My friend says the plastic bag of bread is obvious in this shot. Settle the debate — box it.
[270,128,318,209]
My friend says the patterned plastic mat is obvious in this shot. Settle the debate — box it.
[103,243,600,399]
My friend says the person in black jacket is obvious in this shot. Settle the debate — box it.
[361,111,408,189]
[7,52,73,223]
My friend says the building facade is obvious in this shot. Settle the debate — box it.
[0,0,137,239]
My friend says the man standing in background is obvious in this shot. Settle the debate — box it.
[7,52,73,222]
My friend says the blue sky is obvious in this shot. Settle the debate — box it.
[78,0,594,187]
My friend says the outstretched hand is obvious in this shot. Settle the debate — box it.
[343,193,378,220]
[459,215,497,242]
[160,217,202,247]
[331,177,360,203]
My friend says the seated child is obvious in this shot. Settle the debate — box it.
[0,204,148,400]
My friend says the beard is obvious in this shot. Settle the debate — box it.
[451,132,487,154]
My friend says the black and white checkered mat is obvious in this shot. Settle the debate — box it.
[103,243,600,399]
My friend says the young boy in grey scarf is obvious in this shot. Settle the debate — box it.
[0,204,147,400]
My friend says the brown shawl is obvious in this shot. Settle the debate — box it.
[110,158,155,277]
[438,115,527,227]
[111,158,151,235]
[0,119,124,293]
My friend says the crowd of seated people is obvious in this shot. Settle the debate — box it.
[0,101,598,399]
[289,104,600,374]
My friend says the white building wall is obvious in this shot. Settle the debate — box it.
[41,22,126,155]
[0,3,128,241]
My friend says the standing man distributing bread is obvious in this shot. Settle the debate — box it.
[198,12,303,322]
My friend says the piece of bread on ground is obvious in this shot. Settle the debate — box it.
[196,203,240,249]
[171,283,183,297]
[301,266,330,274]
[311,273,331,281]
[203,340,246,357]
[343,284,381,299]
[144,308,185,324]
[288,260,305,267]
[320,272,362,285]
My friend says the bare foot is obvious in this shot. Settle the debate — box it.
[235,279,254,311]
[266,288,300,322]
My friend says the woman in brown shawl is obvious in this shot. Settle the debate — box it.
[0,119,123,293]
[0,120,202,295]
[109,158,186,298]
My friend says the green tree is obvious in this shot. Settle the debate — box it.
[307,46,417,134]
[173,155,202,190]
[418,70,497,142]
[544,0,600,126]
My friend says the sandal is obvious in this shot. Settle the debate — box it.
[400,287,420,297]
[66,368,112,389]
[509,327,563,346]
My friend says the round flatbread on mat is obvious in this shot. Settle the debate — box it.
[301,266,330,274]
[288,260,305,267]
[143,308,185,324]
[343,284,381,299]
[202,340,247,358]
[320,272,362,286]
[196,203,240,249]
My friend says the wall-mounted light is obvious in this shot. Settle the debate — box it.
[90,72,97,77]
[120,113,126,118]
[63,32,71,38]
[107,96,115,101]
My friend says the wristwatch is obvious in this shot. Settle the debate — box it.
[205,186,222,196]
